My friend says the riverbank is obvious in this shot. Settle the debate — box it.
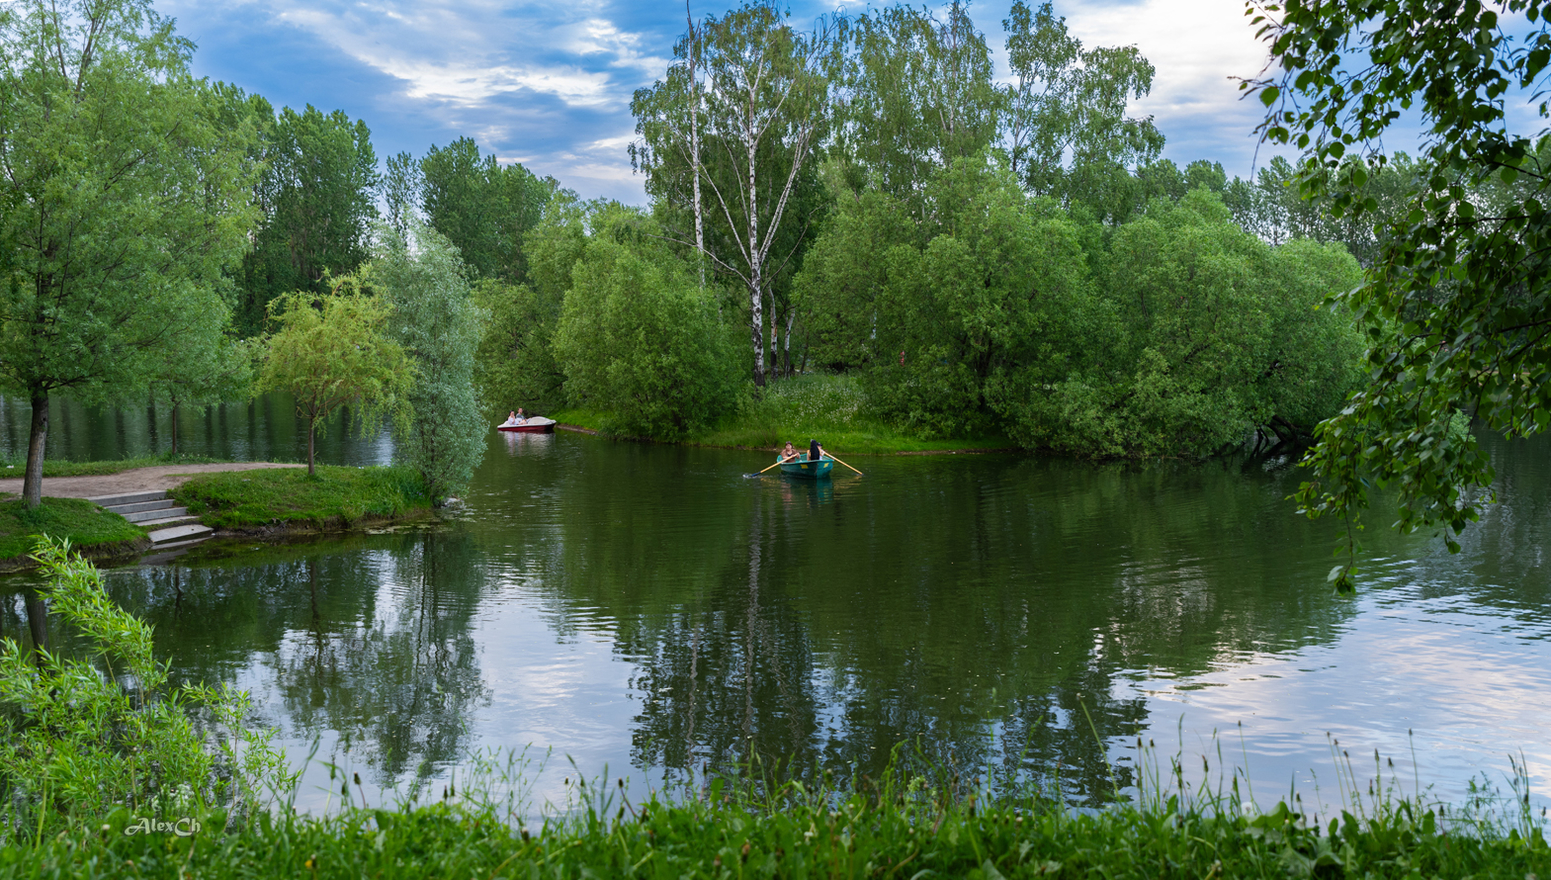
[0,498,147,567]
[170,465,432,532]
[552,374,1015,455]
[0,462,428,568]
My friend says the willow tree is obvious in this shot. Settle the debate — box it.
[370,220,486,504]
[0,0,257,507]
[632,1,840,388]
[256,291,413,476]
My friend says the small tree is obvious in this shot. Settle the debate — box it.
[371,220,487,504]
[256,290,413,476]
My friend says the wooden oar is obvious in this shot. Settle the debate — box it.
[825,453,864,476]
[748,458,786,477]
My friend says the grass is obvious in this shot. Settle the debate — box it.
[2,747,1546,879]
[0,497,145,562]
[170,465,431,530]
[555,374,1015,455]
[0,451,236,478]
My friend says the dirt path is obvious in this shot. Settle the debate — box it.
[0,462,304,500]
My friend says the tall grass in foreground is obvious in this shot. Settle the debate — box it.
[4,740,1546,878]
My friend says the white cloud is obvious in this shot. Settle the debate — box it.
[1064,0,1274,150]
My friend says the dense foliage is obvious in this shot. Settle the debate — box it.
[550,205,743,439]
[0,0,257,506]
[1243,0,1551,581]
[0,540,290,843]
[0,0,1394,477]
[369,221,487,503]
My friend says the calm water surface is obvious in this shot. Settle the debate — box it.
[3,400,1548,815]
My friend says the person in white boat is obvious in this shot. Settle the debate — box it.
[500,410,527,427]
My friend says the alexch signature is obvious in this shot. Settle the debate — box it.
[123,817,201,837]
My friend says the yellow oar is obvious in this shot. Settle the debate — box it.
[825,453,863,476]
[753,458,786,475]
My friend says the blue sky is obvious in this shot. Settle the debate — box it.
[161,0,1302,204]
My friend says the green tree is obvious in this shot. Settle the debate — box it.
[1001,0,1164,221]
[0,0,258,508]
[419,137,551,283]
[1248,0,1551,579]
[256,290,413,476]
[474,190,589,417]
[632,1,839,388]
[236,103,379,335]
[371,220,486,504]
[835,2,1002,205]
[551,205,743,437]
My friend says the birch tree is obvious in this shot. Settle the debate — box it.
[633,1,839,388]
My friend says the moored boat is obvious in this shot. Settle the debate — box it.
[778,455,833,478]
[497,416,556,433]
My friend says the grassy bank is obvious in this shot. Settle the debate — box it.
[170,465,431,530]
[0,451,234,478]
[554,374,1014,454]
[3,769,1546,879]
[0,498,144,562]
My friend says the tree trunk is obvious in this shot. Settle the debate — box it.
[688,2,705,290]
[170,399,180,455]
[784,310,797,377]
[307,415,316,476]
[748,126,765,388]
[23,392,48,509]
[24,588,48,664]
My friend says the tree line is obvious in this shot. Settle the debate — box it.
[0,0,1423,511]
[483,0,1409,455]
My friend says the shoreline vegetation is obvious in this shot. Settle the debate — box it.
[550,374,1019,456]
[0,462,433,569]
[170,465,432,533]
[4,752,1548,878]
[0,499,147,570]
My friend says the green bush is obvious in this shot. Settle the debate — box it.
[0,539,292,843]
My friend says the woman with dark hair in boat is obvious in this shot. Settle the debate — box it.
[501,411,519,427]
[809,439,827,463]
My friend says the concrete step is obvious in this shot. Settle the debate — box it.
[123,506,189,524]
[137,513,201,529]
[87,490,168,508]
[139,538,210,566]
[145,524,212,545]
[107,498,178,516]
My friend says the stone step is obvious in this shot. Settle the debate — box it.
[87,490,167,508]
[145,524,212,545]
[136,513,201,529]
[108,499,178,517]
[123,506,188,524]
[138,539,210,566]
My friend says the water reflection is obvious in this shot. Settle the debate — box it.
[3,427,1547,812]
[0,394,392,466]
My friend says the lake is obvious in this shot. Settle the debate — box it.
[2,396,1548,817]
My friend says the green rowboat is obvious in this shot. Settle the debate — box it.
[778,455,833,479]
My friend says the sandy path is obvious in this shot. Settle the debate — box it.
[0,462,304,500]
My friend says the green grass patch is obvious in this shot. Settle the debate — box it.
[3,759,1547,878]
[0,497,144,561]
[170,465,431,529]
[556,374,1014,454]
[0,451,237,478]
